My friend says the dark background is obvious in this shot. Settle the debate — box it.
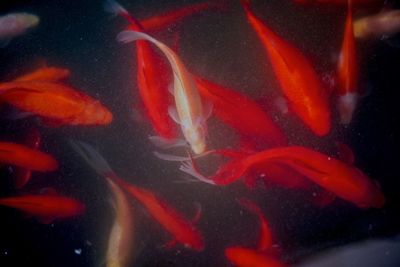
[1,0,400,266]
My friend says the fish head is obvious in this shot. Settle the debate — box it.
[82,101,113,125]
[20,13,40,28]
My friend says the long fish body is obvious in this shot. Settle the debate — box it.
[117,30,208,154]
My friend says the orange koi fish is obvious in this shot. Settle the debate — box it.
[182,146,385,208]
[0,68,113,126]
[240,0,331,136]
[13,128,42,188]
[225,247,289,267]
[0,194,85,224]
[106,0,176,139]
[118,31,211,154]
[194,76,288,148]
[337,1,359,124]
[354,9,400,40]
[105,177,135,267]
[0,141,58,171]
[139,1,226,32]
[71,141,205,251]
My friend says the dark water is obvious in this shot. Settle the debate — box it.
[1,0,400,266]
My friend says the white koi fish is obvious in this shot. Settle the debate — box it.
[117,30,210,154]
[0,13,39,47]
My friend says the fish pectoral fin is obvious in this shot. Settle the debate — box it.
[168,106,180,124]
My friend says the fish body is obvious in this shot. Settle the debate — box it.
[0,141,58,171]
[0,194,85,223]
[354,10,400,40]
[0,13,39,46]
[240,1,331,136]
[337,2,359,124]
[118,30,208,154]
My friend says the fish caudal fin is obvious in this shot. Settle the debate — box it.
[104,0,128,16]
[69,140,114,177]
[179,158,215,185]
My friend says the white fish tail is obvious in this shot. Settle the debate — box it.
[104,0,128,16]
[179,160,215,185]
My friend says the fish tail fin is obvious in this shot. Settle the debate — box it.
[69,140,114,177]
[104,0,128,17]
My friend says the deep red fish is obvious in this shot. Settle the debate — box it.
[237,198,273,252]
[337,1,359,124]
[184,146,385,208]
[225,247,289,267]
[13,128,42,188]
[106,0,176,139]
[139,1,226,32]
[0,79,113,126]
[194,76,287,148]
[240,0,331,136]
[0,194,85,224]
[0,141,58,171]
[71,141,204,251]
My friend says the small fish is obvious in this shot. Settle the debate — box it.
[240,0,331,136]
[225,247,289,267]
[0,141,58,172]
[194,76,288,148]
[0,13,39,47]
[354,9,400,40]
[105,177,135,267]
[337,1,359,124]
[118,30,210,154]
[0,194,85,224]
[0,67,113,126]
[71,141,205,251]
[181,146,385,208]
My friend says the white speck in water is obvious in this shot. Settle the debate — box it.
[74,248,82,255]
[4,251,8,255]
[312,192,317,197]
[260,173,266,178]
[327,157,332,161]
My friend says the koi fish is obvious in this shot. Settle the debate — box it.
[337,1,359,124]
[105,177,135,267]
[0,194,85,224]
[0,71,113,126]
[225,247,289,267]
[106,0,176,140]
[139,1,227,32]
[0,141,58,171]
[181,146,385,208]
[194,76,288,148]
[0,13,39,47]
[354,10,400,40]
[13,128,42,188]
[240,0,331,136]
[71,141,205,251]
[118,30,211,154]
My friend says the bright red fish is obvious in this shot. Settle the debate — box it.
[183,146,385,208]
[13,128,42,188]
[139,1,226,32]
[337,1,359,124]
[194,76,287,148]
[0,141,58,171]
[240,0,331,136]
[107,0,176,139]
[0,79,113,126]
[71,141,204,251]
[0,194,85,224]
[225,247,288,267]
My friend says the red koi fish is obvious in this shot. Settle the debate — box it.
[106,0,176,139]
[0,194,85,224]
[240,0,331,136]
[237,198,273,252]
[337,1,359,124]
[183,146,385,208]
[0,141,58,171]
[0,68,113,126]
[225,247,289,267]
[139,1,227,32]
[293,0,383,6]
[13,128,42,188]
[194,76,288,148]
[71,141,204,251]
